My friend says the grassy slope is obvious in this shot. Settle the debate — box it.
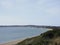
[16,29,60,45]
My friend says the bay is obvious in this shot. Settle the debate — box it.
[0,27,48,43]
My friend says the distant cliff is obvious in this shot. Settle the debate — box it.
[16,29,60,45]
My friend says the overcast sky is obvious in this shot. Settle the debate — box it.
[0,0,60,26]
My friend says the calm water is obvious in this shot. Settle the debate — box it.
[0,27,48,43]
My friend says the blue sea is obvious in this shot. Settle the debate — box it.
[0,27,48,43]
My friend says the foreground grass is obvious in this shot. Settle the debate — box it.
[16,29,60,45]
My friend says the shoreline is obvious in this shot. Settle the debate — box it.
[0,29,53,45]
[0,38,25,45]
[0,35,40,45]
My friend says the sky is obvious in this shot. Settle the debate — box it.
[0,0,60,26]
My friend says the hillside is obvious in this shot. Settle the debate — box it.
[16,29,60,45]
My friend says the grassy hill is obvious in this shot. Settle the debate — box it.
[16,29,60,45]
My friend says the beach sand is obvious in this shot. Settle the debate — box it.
[0,39,25,45]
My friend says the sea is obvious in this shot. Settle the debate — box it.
[0,27,48,43]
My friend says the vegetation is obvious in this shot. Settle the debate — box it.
[16,29,60,45]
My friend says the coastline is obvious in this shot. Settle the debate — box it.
[0,38,25,45]
[0,36,40,45]
[0,28,52,45]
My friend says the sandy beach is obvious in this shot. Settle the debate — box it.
[0,39,25,45]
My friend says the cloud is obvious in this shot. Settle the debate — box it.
[0,0,15,9]
[45,7,60,15]
[0,0,60,25]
